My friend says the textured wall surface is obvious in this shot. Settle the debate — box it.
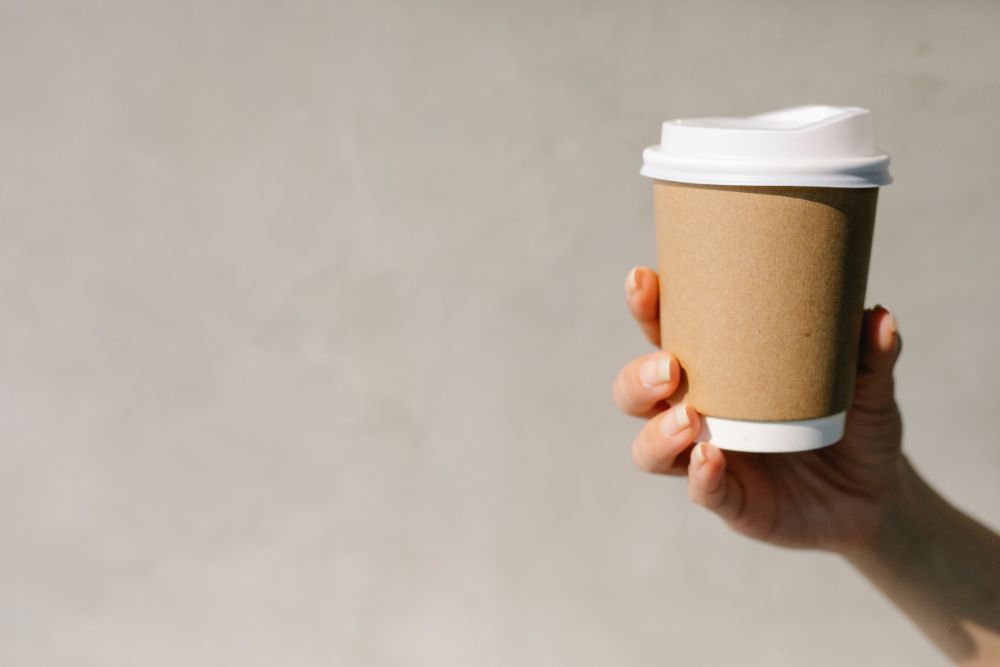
[1,1,998,665]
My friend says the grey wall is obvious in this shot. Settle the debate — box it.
[1,1,997,665]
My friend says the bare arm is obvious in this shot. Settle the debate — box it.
[846,458,1000,665]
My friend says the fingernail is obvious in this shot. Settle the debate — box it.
[674,403,691,430]
[691,442,706,467]
[876,307,898,352]
[875,304,897,333]
[660,403,691,437]
[885,308,898,334]
[626,266,640,297]
[639,355,672,388]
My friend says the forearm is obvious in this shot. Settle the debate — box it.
[846,457,1000,665]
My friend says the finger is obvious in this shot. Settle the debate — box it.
[853,305,901,412]
[612,351,681,417]
[625,266,661,347]
[631,403,701,475]
[687,443,745,523]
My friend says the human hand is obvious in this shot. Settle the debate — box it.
[612,266,905,553]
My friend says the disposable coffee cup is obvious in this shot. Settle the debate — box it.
[640,105,892,453]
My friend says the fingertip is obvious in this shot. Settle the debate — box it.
[687,442,722,508]
[624,266,662,347]
[689,442,724,485]
[860,305,900,368]
[638,352,676,390]
[637,265,657,284]
[638,266,660,296]
[878,307,899,354]
[615,352,683,417]
[687,441,744,520]
[700,442,723,466]
[625,266,640,299]
[626,265,654,300]
[690,441,706,469]
[633,404,700,475]
[871,305,900,360]
[684,404,701,436]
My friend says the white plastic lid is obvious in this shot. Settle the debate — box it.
[641,105,892,188]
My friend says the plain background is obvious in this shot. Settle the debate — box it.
[1,1,998,665]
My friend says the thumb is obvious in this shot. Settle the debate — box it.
[853,306,901,412]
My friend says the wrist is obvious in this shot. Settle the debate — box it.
[845,455,932,566]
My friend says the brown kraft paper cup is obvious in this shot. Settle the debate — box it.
[652,180,878,422]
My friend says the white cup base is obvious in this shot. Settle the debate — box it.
[697,412,846,453]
